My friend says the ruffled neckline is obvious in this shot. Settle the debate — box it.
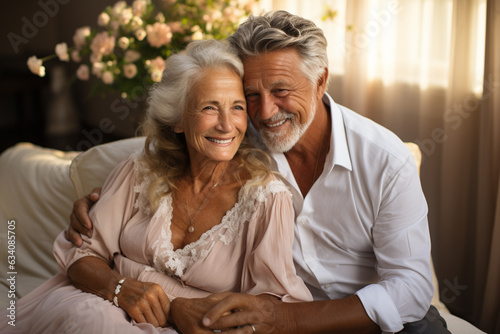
[131,152,290,278]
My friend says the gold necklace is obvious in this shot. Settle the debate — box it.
[184,168,227,233]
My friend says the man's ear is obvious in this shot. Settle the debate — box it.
[316,67,329,98]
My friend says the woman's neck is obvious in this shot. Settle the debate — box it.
[185,160,232,194]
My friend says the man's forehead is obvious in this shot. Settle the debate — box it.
[243,53,301,84]
[242,49,300,66]
[243,78,290,91]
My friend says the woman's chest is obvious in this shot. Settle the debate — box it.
[118,194,255,292]
[119,216,159,264]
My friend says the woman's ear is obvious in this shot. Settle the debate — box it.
[173,119,184,133]
[173,125,184,133]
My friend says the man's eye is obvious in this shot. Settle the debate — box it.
[245,93,259,102]
[274,89,289,97]
[234,105,245,110]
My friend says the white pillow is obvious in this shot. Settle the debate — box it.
[69,137,146,198]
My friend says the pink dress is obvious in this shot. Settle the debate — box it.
[0,153,312,333]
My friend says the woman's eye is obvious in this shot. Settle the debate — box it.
[234,105,245,110]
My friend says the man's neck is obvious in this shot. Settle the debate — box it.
[285,100,331,197]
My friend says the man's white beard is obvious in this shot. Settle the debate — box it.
[259,100,316,153]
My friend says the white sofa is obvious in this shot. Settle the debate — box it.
[0,138,485,333]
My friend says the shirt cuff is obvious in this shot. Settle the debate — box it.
[355,284,403,333]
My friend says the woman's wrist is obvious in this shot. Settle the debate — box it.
[113,277,126,307]
[67,257,123,302]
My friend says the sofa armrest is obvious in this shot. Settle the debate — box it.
[0,143,78,307]
[0,138,146,308]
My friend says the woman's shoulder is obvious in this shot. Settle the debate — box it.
[263,174,292,198]
[242,173,292,203]
[100,149,142,189]
[130,149,169,216]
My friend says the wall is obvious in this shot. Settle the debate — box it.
[0,0,135,153]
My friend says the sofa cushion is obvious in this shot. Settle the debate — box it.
[69,137,146,198]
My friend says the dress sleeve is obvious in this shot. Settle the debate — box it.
[53,155,140,273]
[113,254,211,301]
[241,180,312,303]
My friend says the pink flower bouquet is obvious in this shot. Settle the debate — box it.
[27,0,256,100]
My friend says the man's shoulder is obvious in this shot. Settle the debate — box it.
[334,103,412,167]
[336,103,399,142]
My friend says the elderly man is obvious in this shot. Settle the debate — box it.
[69,10,449,334]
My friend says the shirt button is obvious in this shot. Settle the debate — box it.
[322,284,331,290]
[298,217,307,225]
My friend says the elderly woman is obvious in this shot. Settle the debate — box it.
[0,39,311,333]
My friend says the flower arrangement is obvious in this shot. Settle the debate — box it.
[27,0,257,100]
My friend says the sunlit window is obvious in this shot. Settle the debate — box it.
[251,0,487,94]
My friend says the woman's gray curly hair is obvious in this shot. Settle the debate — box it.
[228,10,329,88]
[139,39,273,212]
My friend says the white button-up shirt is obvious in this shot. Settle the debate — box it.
[265,94,434,332]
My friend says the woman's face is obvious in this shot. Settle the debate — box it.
[175,67,247,167]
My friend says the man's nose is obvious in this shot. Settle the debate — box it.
[259,94,279,120]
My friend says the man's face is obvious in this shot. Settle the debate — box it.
[243,49,319,153]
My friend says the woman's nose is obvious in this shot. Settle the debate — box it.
[216,112,234,132]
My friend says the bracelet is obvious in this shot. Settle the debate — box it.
[112,278,126,307]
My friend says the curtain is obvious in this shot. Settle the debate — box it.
[254,0,500,332]
[477,1,500,332]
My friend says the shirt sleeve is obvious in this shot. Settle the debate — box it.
[355,155,434,332]
[53,155,139,273]
[241,180,313,303]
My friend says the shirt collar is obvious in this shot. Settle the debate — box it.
[323,93,352,172]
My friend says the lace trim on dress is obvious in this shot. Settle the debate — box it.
[132,153,291,279]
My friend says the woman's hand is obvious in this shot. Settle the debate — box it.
[68,257,171,328]
[117,279,171,328]
[66,187,101,246]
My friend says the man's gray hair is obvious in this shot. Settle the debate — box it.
[228,10,329,87]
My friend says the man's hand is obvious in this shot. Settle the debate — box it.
[118,279,171,328]
[171,292,279,334]
[202,293,280,334]
[66,187,101,246]
[198,293,380,334]
[171,293,242,334]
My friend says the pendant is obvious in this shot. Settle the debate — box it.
[188,226,195,233]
